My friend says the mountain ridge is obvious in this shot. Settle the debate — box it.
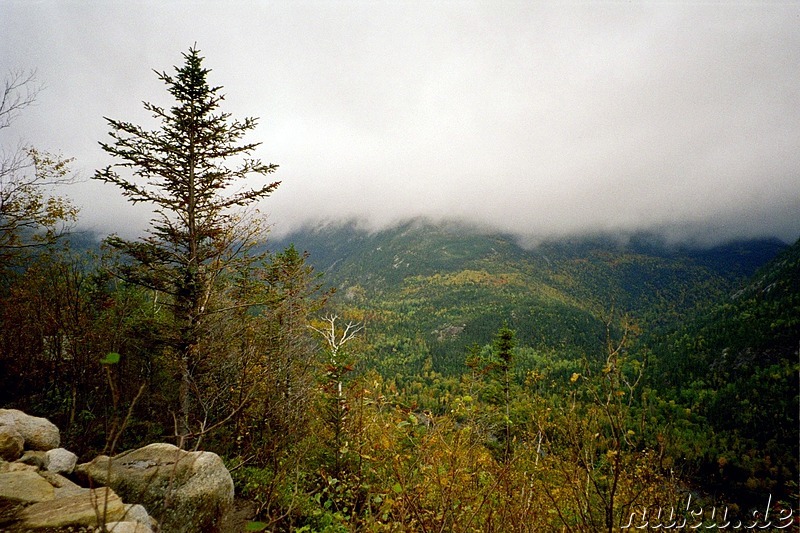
[272,219,789,374]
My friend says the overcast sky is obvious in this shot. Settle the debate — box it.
[2,1,799,245]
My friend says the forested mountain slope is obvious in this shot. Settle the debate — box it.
[273,220,797,507]
[652,237,800,499]
[275,219,787,375]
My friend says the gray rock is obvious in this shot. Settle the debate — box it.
[0,408,60,450]
[46,446,78,474]
[0,424,23,461]
[76,443,233,533]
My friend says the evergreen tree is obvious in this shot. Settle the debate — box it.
[94,47,280,438]
[492,322,516,461]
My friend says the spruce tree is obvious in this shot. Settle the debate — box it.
[94,47,280,438]
[492,322,516,460]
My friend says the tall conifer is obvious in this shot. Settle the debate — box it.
[94,47,280,437]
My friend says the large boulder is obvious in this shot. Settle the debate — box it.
[0,410,158,532]
[76,443,234,533]
[0,409,60,451]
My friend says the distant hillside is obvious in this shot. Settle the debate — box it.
[274,219,787,374]
[655,236,799,385]
[652,238,800,500]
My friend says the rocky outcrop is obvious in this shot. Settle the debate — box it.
[76,442,234,533]
[0,410,252,532]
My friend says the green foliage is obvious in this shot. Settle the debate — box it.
[99,352,121,365]
[215,243,329,469]
[0,242,163,455]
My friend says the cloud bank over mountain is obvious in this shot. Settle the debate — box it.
[2,2,798,245]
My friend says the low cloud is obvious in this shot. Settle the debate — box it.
[2,3,798,246]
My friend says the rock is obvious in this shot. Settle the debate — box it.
[15,487,125,529]
[0,469,55,503]
[103,521,155,533]
[46,446,77,474]
[76,443,234,533]
[54,485,90,499]
[123,503,158,530]
[0,409,60,450]
[0,461,38,474]
[0,425,23,461]
[15,449,49,469]
[37,469,87,498]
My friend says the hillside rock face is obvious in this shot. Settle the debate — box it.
[0,409,233,532]
[76,442,234,533]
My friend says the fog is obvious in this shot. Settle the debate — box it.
[2,2,798,245]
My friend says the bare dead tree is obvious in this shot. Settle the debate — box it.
[309,314,364,477]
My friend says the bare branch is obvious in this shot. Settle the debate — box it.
[0,69,40,130]
[308,313,364,357]
[0,69,79,263]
